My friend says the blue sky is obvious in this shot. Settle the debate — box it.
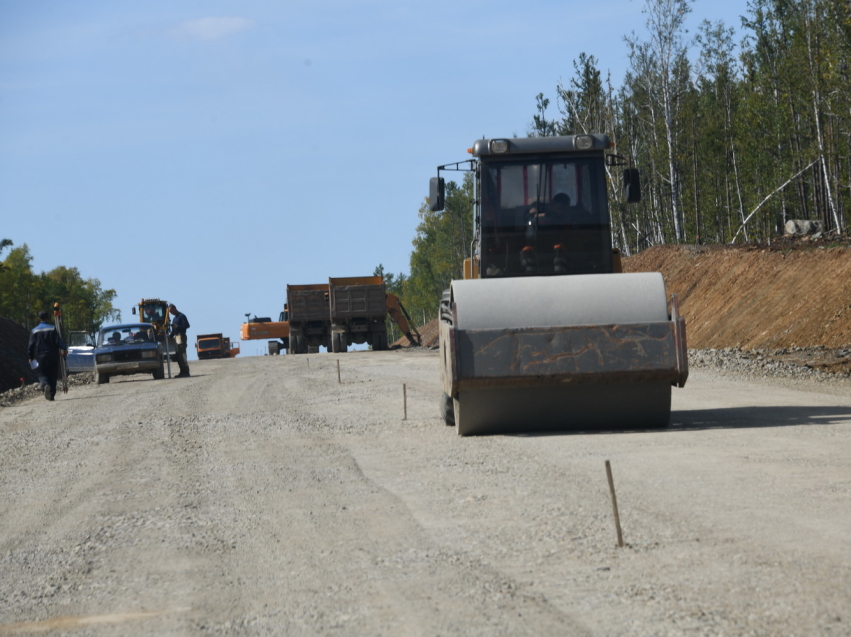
[1,0,751,356]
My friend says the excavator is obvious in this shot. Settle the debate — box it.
[241,307,290,355]
[430,134,688,435]
[386,293,421,347]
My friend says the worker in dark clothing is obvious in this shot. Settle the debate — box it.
[27,311,68,401]
[167,304,191,377]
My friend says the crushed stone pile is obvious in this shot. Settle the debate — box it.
[0,372,95,407]
[689,346,851,383]
[393,317,439,349]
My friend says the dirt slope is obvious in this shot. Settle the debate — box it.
[396,239,851,352]
[624,242,851,349]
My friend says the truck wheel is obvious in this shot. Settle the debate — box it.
[308,345,319,354]
[296,335,308,354]
[97,373,110,385]
[290,335,301,354]
[373,329,388,351]
[332,333,347,353]
[153,364,165,380]
[268,341,280,356]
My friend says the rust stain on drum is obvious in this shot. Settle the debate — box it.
[456,323,681,388]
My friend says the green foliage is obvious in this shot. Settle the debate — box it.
[0,241,120,339]
[404,173,474,327]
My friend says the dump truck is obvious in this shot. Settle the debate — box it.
[241,308,289,355]
[224,338,240,357]
[245,282,421,355]
[195,334,240,359]
[287,284,331,354]
[327,276,422,352]
[328,276,389,352]
[429,134,688,435]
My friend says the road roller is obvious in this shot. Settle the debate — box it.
[429,134,688,435]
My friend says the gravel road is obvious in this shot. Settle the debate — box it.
[1,350,850,636]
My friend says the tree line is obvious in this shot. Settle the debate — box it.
[389,0,851,332]
[532,0,851,253]
[0,239,120,339]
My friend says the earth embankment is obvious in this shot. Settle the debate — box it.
[623,242,851,349]
[397,240,851,352]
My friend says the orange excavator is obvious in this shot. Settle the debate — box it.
[386,293,421,347]
[241,307,290,355]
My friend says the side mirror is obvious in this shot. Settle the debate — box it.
[429,177,445,211]
[132,307,137,315]
[623,168,641,203]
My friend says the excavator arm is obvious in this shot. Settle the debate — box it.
[386,294,421,346]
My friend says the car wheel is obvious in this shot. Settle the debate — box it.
[97,373,110,385]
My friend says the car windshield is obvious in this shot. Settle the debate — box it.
[479,156,612,277]
[99,326,156,346]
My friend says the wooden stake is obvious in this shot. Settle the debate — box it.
[307,357,310,370]
[403,384,407,420]
[605,460,625,548]
[337,359,341,384]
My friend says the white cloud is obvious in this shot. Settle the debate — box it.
[172,17,255,41]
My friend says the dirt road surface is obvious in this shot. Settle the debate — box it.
[1,350,850,636]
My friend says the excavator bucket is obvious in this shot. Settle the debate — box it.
[439,272,687,435]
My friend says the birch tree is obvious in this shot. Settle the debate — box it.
[626,0,694,242]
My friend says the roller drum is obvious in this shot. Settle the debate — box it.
[444,273,678,435]
[451,272,669,330]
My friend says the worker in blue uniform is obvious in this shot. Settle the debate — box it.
[27,311,68,401]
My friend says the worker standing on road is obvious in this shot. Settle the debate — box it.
[27,311,68,401]
[167,303,191,378]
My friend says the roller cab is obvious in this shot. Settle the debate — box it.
[431,135,688,435]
